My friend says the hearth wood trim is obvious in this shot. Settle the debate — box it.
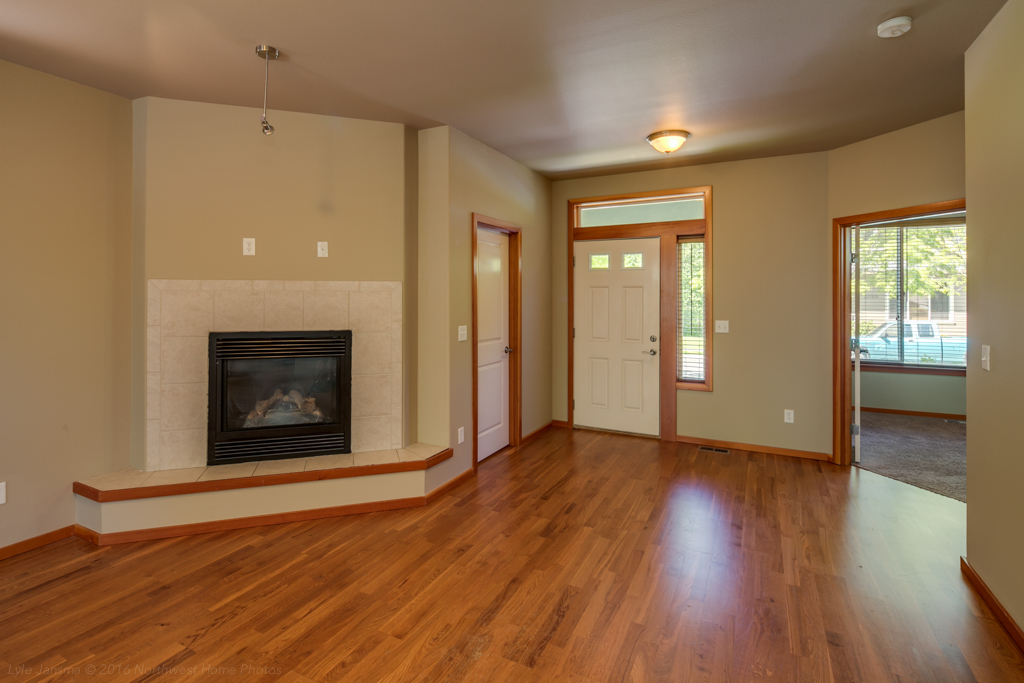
[77,497,427,546]
[73,448,453,503]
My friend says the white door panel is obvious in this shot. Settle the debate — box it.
[574,238,660,436]
[477,229,510,460]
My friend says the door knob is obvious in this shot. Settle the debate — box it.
[645,349,657,356]
[650,335,658,342]
[504,346,512,354]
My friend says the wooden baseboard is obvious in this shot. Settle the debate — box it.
[676,435,830,461]
[861,407,966,421]
[426,468,475,504]
[0,525,75,562]
[550,420,568,428]
[961,557,1024,654]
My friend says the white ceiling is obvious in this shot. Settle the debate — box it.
[0,0,1005,178]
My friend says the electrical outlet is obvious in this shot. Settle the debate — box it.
[317,241,328,257]
[982,345,991,371]
[784,409,794,424]
[458,325,468,342]
[0,481,6,505]
[715,320,729,333]
[458,427,465,444]
[242,238,256,256]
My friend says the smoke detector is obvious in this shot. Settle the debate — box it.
[878,16,912,38]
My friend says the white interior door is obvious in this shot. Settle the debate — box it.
[574,237,660,436]
[477,228,510,461]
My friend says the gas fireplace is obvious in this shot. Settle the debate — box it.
[207,331,352,465]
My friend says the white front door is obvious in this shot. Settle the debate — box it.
[574,238,660,436]
[477,228,510,460]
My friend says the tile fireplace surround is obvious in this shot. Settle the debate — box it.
[146,279,403,471]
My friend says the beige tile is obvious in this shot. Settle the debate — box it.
[391,363,403,402]
[148,283,161,326]
[253,458,309,475]
[253,280,285,291]
[147,373,161,420]
[352,374,391,417]
[391,321,403,362]
[352,333,391,375]
[304,453,354,471]
[159,429,206,469]
[403,442,446,459]
[151,279,201,290]
[391,403,403,449]
[352,415,391,452]
[147,326,161,373]
[360,281,400,291]
[354,449,400,466]
[392,284,403,322]
[80,468,153,490]
[265,291,304,331]
[160,383,207,431]
[285,280,315,291]
[198,462,258,481]
[161,337,208,384]
[146,419,161,468]
[315,281,359,291]
[214,291,265,332]
[397,448,430,462]
[161,291,214,337]
[350,292,391,333]
[303,292,349,330]
[202,280,252,291]
[143,467,207,486]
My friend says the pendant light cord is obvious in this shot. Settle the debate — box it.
[263,52,269,118]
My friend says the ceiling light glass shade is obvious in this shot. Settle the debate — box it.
[646,130,690,154]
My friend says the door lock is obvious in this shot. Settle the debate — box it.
[650,335,657,342]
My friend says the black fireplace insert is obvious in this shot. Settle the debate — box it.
[207,331,352,465]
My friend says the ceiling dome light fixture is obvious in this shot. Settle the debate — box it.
[646,130,691,154]
[256,44,280,135]
[877,16,912,38]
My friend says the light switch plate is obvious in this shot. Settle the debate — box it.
[458,325,468,342]
[715,320,729,333]
[243,238,256,256]
[982,344,991,371]
[0,481,6,505]
[784,409,794,424]
[317,242,328,257]
[458,427,465,444]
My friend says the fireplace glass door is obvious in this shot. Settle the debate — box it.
[223,357,339,431]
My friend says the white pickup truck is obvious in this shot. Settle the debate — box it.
[857,321,967,366]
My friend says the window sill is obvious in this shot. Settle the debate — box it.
[859,363,966,377]
[677,380,712,392]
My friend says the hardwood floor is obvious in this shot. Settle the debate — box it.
[2,427,1022,682]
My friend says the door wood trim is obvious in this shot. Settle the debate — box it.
[568,186,712,442]
[472,213,523,469]
[831,199,966,465]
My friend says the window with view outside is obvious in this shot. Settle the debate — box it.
[854,215,966,367]
[579,196,704,228]
[678,241,705,380]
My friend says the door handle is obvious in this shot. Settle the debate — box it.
[645,349,657,356]
[504,346,512,354]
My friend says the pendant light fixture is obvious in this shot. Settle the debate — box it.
[255,45,280,135]
[646,130,690,154]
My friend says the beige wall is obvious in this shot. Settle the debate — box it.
[552,153,833,454]
[829,111,967,415]
[131,97,418,461]
[965,0,1024,629]
[419,127,553,489]
[0,60,133,547]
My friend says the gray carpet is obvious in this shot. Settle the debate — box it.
[856,411,966,502]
